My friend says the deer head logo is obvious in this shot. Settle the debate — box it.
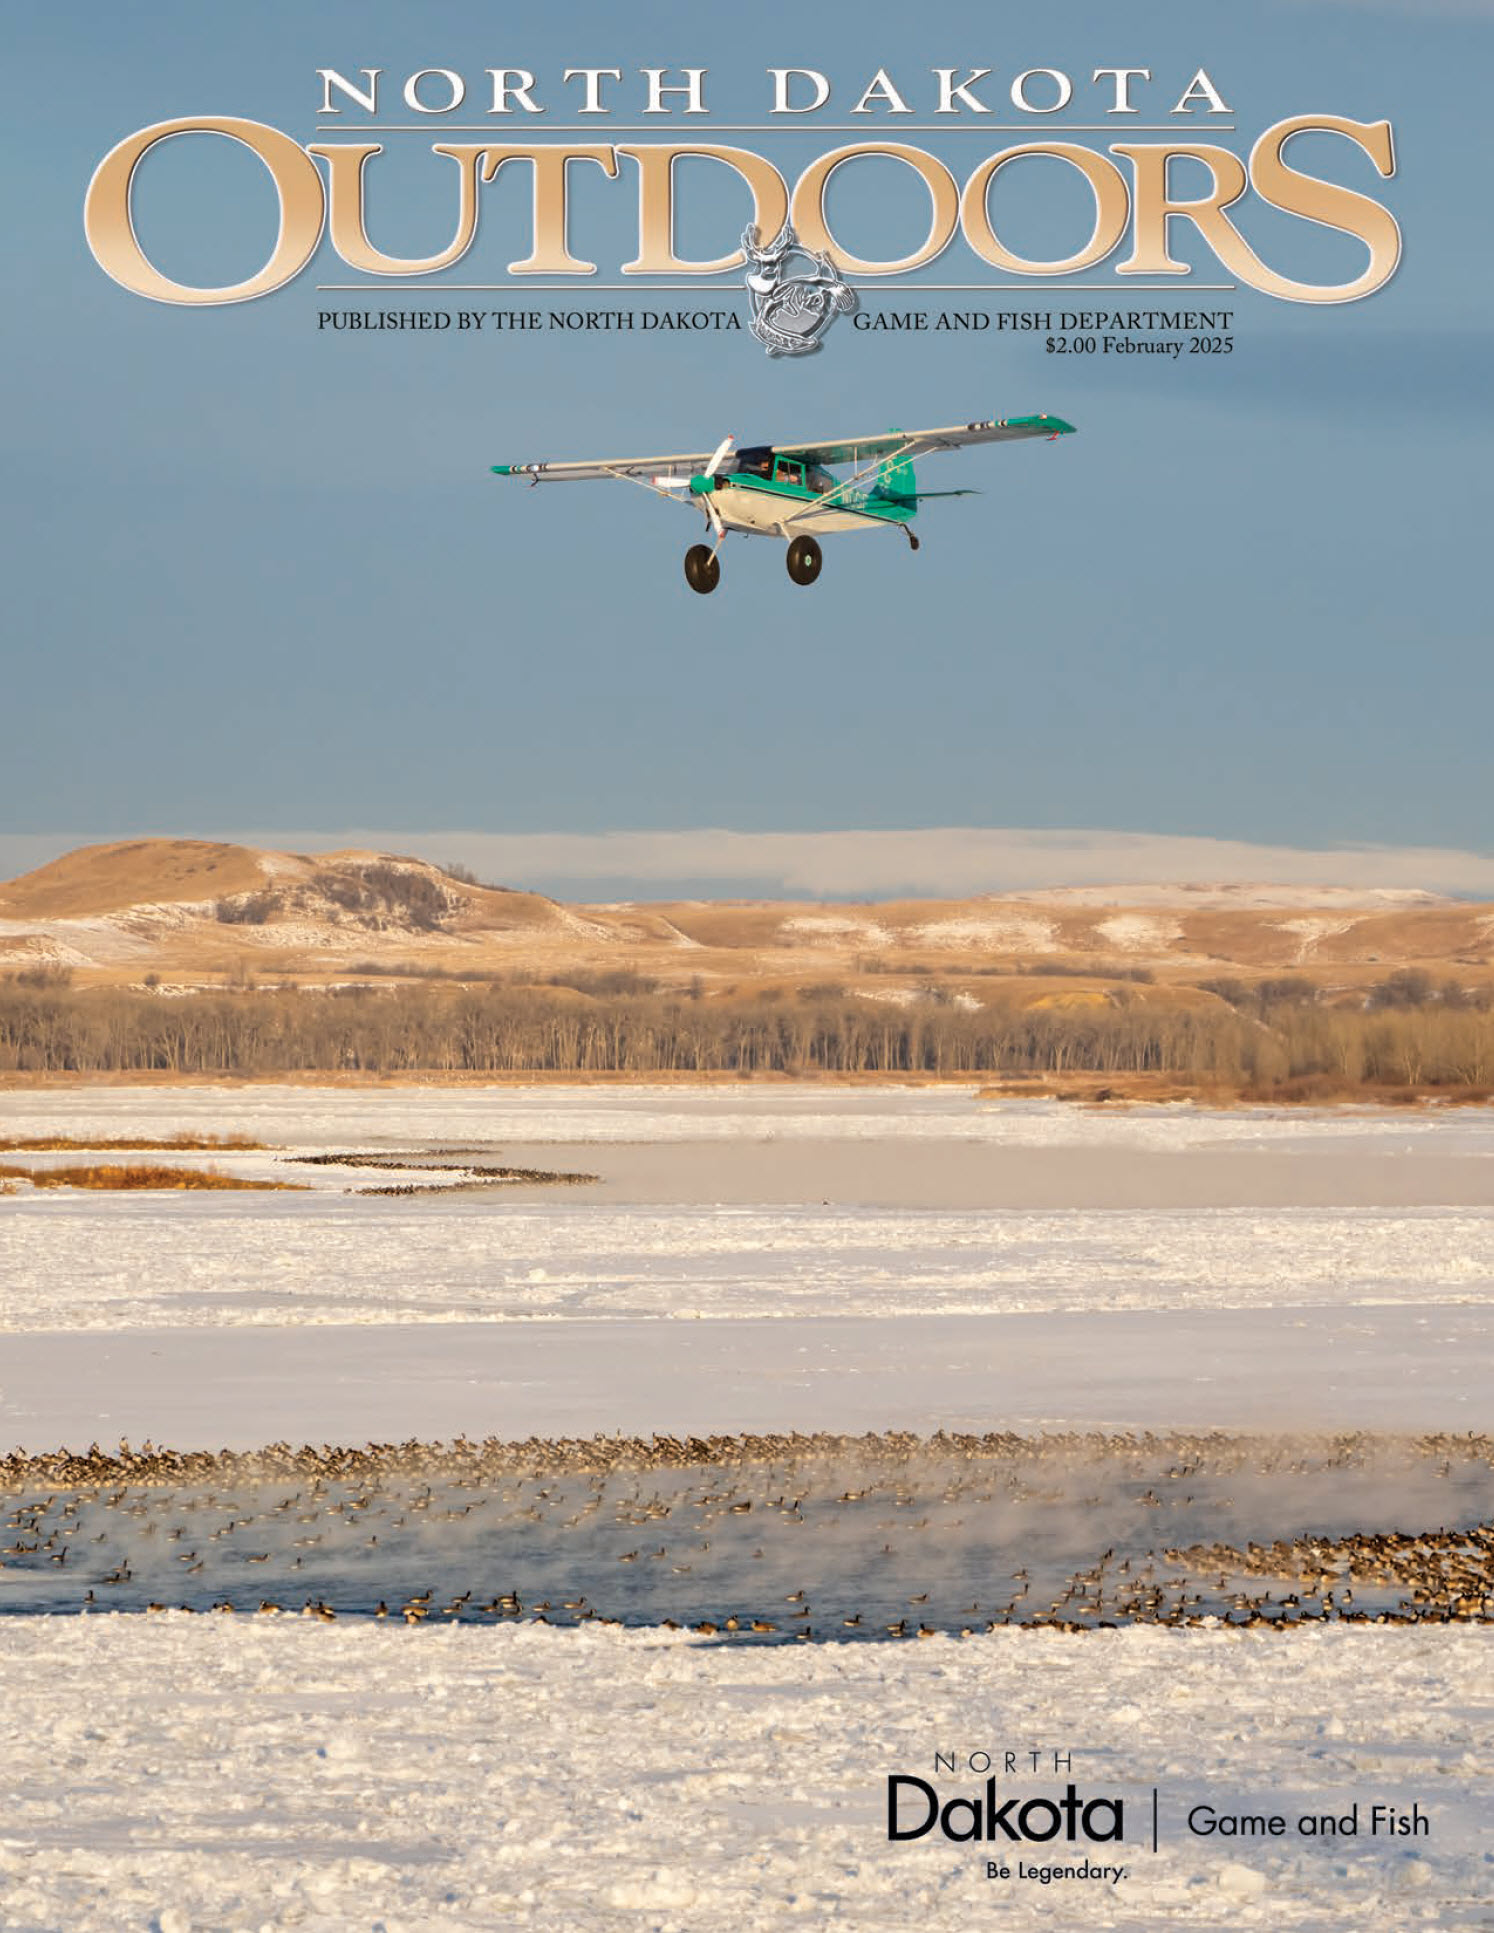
[741,223,856,358]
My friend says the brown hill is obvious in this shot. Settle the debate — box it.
[1,839,1490,1011]
[0,840,266,919]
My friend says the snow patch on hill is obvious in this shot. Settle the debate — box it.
[1095,914,1184,953]
[1274,918,1360,962]
[911,915,1057,952]
[782,913,896,946]
[1021,884,1451,910]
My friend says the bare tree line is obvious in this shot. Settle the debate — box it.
[0,982,1489,1089]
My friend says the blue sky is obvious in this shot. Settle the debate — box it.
[3,0,1490,896]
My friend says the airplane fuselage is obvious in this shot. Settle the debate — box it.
[692,466,913,539]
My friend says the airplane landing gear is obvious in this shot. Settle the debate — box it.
[684,543,720,595]
[905,527,920,552]
[786,535,822,586]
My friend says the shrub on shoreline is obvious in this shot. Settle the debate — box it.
[0,981,1488,1089]
[0,1161,302,1191]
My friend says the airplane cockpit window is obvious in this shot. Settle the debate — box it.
[729,449,834,493]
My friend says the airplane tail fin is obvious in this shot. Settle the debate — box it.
[872,434,977,511]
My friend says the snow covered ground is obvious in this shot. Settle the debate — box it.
[5,1080,1494,1152]
[2,1307,1490,1448]
[1,1086,1488,1927]
[0,1618,1488,1932]
[1,1193,1487,1331]
[0,1086,1487,1442]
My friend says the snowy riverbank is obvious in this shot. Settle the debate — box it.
[0,1617,1488,1932]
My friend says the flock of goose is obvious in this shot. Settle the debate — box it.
[3,1430,1490,1636]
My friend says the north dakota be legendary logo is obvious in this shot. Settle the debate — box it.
[888,1775,1125,1844]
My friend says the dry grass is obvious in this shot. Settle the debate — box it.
[0,1162,304,1192]
[977,1075,1241,1105]
[976,1073,1494,1108]
[0,838,268,920]
[0,1132,266,1152]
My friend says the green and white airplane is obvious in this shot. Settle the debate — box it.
[489,413,1075,594]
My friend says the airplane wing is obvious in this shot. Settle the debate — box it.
[490,450,719,483]
[772,415,1075,467]
[488,415,1073,485]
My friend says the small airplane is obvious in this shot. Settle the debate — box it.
[489,414,1076,594]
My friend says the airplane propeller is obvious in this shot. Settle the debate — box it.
[700,436,733,538]
[651,435,734,542]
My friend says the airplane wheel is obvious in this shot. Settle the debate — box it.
[684,544,720,595]
[786,535,822,586]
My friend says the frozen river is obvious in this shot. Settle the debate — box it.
[0,1084,1489,1447]
[1,1085,1490,1929]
